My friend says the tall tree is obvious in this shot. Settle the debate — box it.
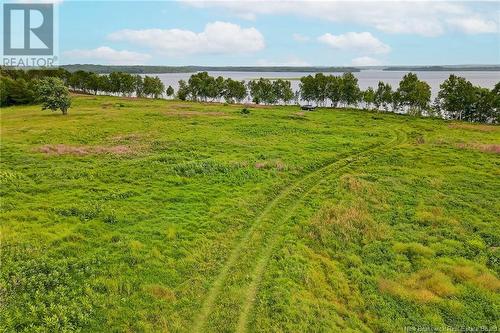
[374,82,393,112]
[214,76,226,102]
[314,73,329,106]
[397,72,431,116]
[363,87,375,110]
[224,78,247,104]
[143,76,164,98]
[468,87,497,123]
[166,85,174,98]
[435,74,475,120]
[248,78,274,104]
[272,79,294,105]
[134,75,144,98]
[177,80,189,101]
[119,73,136,97]
[299,75,316,104]
[98,75,111,95]
[87,73,101,95]
[109,72,122,95]
[341,72,361,107]
[326,75,343,107]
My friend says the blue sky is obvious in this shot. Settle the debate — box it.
[55,1,500,66]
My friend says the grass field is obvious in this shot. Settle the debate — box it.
[1,95,499,332]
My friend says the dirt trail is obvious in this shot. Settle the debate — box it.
[192,128,407,333]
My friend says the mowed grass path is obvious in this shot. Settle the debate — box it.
[1,95,499,332]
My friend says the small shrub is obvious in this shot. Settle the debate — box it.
[241,108,250,115]
[103,212,118,224]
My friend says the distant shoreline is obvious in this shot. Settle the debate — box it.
[59,64,500,74]
[60,65,361,74]
[382,65,500,72]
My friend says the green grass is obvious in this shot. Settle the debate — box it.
[1,95,499,332]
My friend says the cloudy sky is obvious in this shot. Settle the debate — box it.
[58,0,500,66]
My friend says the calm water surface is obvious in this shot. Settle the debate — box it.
[149,70,499,98]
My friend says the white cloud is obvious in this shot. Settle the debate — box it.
[447,17,498,34]
[108,21,265,56]
[256,56,310,66]
[181,1,499,37]
[292,33,310,42]
[351,56,381,66]
[63,46,151,65]
[318,32,390,54]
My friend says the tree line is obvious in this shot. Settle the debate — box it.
[177,72,247,103]
[299,72,498,122]
[173,71,499,123]
[1,67,498,123]
[68,70,173,98]
[176,72,296,105]
[1,68,173,107]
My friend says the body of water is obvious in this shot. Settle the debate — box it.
[149,70,499,99]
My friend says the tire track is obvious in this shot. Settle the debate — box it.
[236,128,407,333]
[193,128,406,332]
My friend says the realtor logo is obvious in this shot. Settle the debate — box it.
[3,3,54,56]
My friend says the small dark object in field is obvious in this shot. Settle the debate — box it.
[241,108,250,115]
[371,116,383,120]
[301,105,316,111]
[115,103,125,107]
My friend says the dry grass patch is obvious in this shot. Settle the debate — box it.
[289,111,310,120]
[339,174,378,199]
[429,177,443,189]
[109,133,143,142]
[340,174,365,193]
[393,242,435,258]
[254,159,287,171]
[37,144,136,156]
[311,202,387,243]
[242,103,272,109]
[101,102,114,109]
[449,265,500,292]
[69,92,95,98]
[449,123,498,132]
[161,110,230,118]
[379,269,457,304]
[414,206,458,226]
[456,143,500,154]
[143,284,176,302]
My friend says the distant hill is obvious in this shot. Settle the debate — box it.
[60,65,360,74]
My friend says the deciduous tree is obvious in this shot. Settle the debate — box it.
[35,77,71,115]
